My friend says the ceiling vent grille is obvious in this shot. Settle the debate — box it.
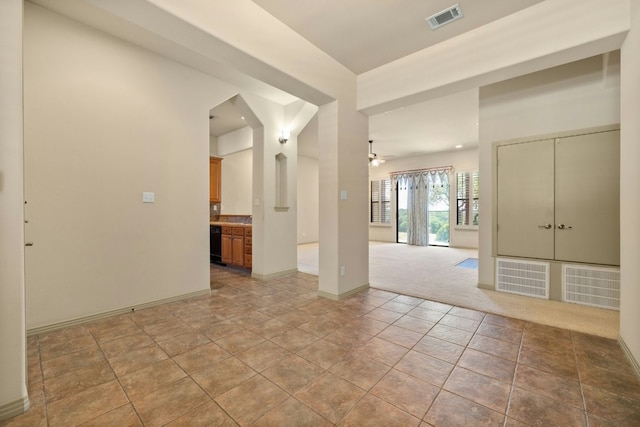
[426,4,463,30]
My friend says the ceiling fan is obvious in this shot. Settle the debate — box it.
[369,140,386,167]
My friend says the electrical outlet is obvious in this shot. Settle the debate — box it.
[142,192,155,203]
[340,266,346,276]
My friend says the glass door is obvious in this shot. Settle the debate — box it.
[427,174,450,247]
[397,182,408,243]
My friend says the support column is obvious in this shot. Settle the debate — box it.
[0,0,29,421]
[317,99,369,299]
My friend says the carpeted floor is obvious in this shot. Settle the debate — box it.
[297,242,620,338]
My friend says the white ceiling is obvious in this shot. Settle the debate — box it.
[32,0,545,159]
[251,0,544,74]
[209,0,542,159]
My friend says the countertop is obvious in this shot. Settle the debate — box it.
[210,221,252,227]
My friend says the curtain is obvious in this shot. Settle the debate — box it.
[392,167,452,247]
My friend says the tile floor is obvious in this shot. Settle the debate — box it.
[2,266,640,426]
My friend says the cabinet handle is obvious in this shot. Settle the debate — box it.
[557,224,573,230]
[538,224,552,229]
[25,242,34,247]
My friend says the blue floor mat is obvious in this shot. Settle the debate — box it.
[455,258,478,269]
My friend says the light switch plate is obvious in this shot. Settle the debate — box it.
[142,192,155,203]
[340,190,347,200]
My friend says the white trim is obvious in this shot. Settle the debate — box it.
[618,336,640,379]
[0,396,29,422]
[317,283,370,301]
[27,289,211,336]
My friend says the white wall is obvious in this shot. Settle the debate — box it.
[297,156,319,243]
[217,126,252,156]
[23,3,239,328]
[619,1,640,372]
[0,0,28,418]
[478,52,621,289]
[368,148,479,248]
[220,148,253,215]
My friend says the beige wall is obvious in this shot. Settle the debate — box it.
[0,0,28,418]
[23,3,239,328]
[297,156,320,244]
[620,1,640,371]
[219,148,253,216]
[478,53,621,289]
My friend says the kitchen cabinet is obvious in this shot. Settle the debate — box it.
[209,156,222,203]
[496,129,619,265]
[221,225,251,268]
[244,227,252,269]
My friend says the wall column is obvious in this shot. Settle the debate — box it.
[317,99,369,299]
[0,0,29,420]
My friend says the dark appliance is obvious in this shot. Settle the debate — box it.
[210,225,224,265]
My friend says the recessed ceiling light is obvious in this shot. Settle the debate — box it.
[455,145,463,149]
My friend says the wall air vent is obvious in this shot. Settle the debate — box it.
[426,4,463,30]
[496,258,549,299]
[563,264,620,310]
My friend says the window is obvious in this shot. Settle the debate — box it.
[371,179,391,224]
[456,171,479,226]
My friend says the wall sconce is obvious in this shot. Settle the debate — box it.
[279,129,290,144]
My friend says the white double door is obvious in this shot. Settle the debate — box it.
[496,130,620,266]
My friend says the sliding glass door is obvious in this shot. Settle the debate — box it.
[395,172,450,246]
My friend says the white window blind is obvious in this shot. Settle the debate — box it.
[456,171,479,226]
[371,179,391,224]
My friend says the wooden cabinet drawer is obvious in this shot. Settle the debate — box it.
[244,254,252,268]
[221,226,231,235]
[245,228,252,237]
[232,227,244,236]
[244,236,252,246]
[244,245,252,255]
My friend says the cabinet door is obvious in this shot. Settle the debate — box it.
[209,157,221,203]
[221,234,232,264]
[497,139,555,259]
[232,236,244,266]
[555,131,620,265]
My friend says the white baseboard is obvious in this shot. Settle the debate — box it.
[27,288,211,336]
[318,283,370,301]
[618,335,640,379]
[251,268,298,280]
[0,396,29,422]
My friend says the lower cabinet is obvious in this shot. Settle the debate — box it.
[221,225,251,269]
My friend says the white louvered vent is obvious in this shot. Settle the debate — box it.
[496,258,549,299]
[426,4,463,30]
[563,264,620,310]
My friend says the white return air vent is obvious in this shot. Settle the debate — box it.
[563,264,620,310]
[426,4,463,30]
[496,258,549,299]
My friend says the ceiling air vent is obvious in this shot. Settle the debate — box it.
[426,4,463,30]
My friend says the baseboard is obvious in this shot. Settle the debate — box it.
[477,282,494,291]
[0,396,29,422]
[318,283,370,301]
[251,268,298,280]
[618,335,640,379]
[27,288,211,336]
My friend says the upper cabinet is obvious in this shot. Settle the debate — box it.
[209,156,222,203]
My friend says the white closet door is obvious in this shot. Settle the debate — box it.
[555,131,620,265]
[497,139,555,259]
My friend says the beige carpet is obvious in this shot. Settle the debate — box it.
[298,241,619,339]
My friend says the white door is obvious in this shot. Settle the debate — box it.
[554,131,620,265]
[497,139,555,259]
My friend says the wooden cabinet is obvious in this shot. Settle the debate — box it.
[244,227,252,268]
[209,157,222,203]
[221,225,251,269]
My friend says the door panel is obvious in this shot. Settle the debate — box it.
[555,131,620,265]
[497,140,555,259]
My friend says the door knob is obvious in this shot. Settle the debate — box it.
[557,224,573,230]
[538,224,552,229]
